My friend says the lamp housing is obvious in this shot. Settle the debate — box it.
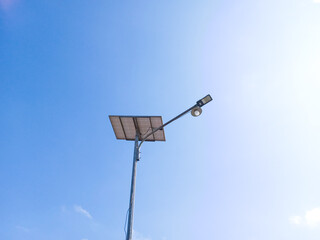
[191,106,202,117]
[197,94,212,107]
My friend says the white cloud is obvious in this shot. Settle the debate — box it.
[289,216,302,225]
[74,205,92,219]
[314,0,320,3]
[290,207,320,227]
[305,208,320,227]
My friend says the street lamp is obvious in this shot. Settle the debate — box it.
[109,94,212,240]
[191,106,202,117]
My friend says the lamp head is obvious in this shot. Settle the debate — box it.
[197,94,213,107]
[191,106,202,117]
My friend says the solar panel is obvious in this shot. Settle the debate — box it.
[109,116,166,141]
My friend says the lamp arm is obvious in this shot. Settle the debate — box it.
[138,104,197,149]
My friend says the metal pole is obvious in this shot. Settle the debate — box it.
[126,133,139,240]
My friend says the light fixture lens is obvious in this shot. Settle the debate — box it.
[197,94,213,107]
[201,95,212,104]
[191,107,202,117]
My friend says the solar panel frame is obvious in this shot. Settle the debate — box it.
[151,117,165,141]
[109,115,166,142]
[109,116,126,140]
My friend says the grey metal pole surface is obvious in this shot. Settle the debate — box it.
[126,133,139,240]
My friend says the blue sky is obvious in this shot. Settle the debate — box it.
[1,0,320,239]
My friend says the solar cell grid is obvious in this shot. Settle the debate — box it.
[109,115,165,141]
